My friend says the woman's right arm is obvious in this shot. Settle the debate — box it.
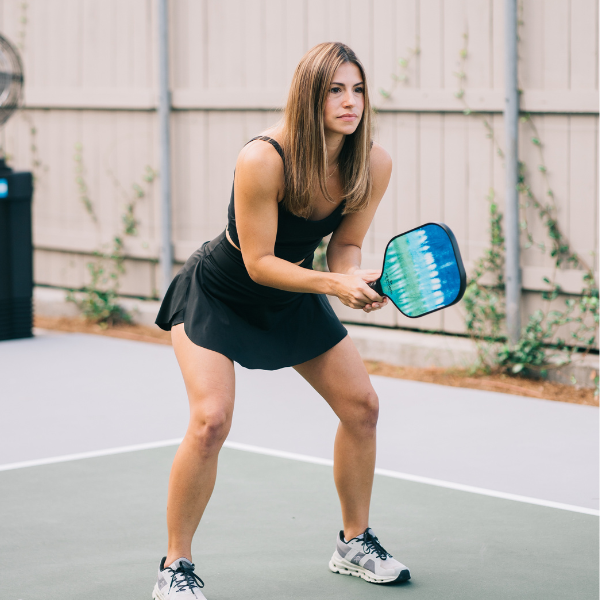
[233,142,382,309]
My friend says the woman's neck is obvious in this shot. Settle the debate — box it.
[324,131,345,164]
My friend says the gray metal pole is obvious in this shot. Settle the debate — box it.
[504,0,521,346]
[157,0,173,297]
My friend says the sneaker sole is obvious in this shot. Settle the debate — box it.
[329,555,411,584]
[152,584,165,600]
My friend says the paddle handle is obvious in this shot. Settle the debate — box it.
[367,278,384,296]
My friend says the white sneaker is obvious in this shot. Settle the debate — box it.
[152,557,207,599]
[329,528,411,584]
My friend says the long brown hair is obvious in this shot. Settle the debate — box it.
[281,42,373,218]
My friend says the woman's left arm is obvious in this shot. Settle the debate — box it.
[326,143,392,312]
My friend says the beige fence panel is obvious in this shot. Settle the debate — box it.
[0,0,596,340]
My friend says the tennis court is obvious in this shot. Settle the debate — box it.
[1,331,598,599]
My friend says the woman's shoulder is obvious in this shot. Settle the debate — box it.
[235,132,285,200]
[236,133,285,177]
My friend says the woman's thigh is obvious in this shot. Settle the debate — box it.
[171,324,236,427]
[293,335,378,424]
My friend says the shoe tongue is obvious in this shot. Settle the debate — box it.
[168,557,193,570]
[351,528,377,542]
[344,532,365,543]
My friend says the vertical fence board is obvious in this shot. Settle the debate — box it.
[413,112,443,330]
[394,113,419,234]
[392,0,418,91]
[520,115,552,271]
[243,0,264,89]
[224,0,245,88]
[326,0,351,43]
[30,0,51,88]
[519,0,544,91]
[347,0,371,76]
[180,111,211,247]
[372,0,396,97]
[264,0,286,90]
[491,0,504,90]
[171,0,190,90]
[442,112,468,333]
[540,114,570,262]
[206,0,226,89]
[182,0,208,90]
[570,0,598,91]
[569,115,597,270]
[543,0,570,90]
[306,0,329,49]
[419,0,443,89]
[81,0,115,88]
[442,0,467,93]
[464,0,492,89]
[466,113,494,264]
[283,0,307,88]
[115,1,134,89]
[172,111,191,242]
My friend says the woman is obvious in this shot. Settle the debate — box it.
[152,42,411,600]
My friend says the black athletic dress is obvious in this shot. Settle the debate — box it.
[155,136,348,370]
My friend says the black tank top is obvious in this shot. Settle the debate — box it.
[226,136,345,264]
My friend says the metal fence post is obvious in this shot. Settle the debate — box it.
[157,0,173,297]
[504,0,521,346]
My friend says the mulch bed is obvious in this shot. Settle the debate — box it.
[34,315,598,407]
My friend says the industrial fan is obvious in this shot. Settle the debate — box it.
[0,33,33,341]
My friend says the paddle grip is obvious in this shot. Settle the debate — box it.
[367,279,384,296]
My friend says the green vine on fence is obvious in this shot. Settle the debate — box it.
[17,1,28,52]
[378,41,420,100]
[381,23,598,387]
[66,143,157,327]
[453,27,598,380]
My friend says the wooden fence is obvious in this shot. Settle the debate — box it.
[1,0,597,335]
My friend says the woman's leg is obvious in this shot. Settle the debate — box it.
[293,335,378,541]
[165,323,236,566]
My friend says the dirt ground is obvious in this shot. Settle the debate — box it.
[34,315,598,407]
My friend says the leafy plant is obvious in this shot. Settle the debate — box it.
[380,15,598,390]
[66,144,157,327]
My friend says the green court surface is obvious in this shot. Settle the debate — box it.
[1,445,597,600]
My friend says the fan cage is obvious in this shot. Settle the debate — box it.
[0,35,23,127]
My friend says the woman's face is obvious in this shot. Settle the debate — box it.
[323,61,365,136]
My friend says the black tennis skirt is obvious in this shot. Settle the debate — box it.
[155,231,347,370]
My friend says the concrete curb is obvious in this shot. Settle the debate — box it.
[345,324,598,390]
[34,287,598,390]
[34,286,161,327]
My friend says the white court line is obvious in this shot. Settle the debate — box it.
[0,439,183,472]
[1,438,598,517]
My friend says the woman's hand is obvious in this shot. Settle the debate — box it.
[351,269,389,313]
[349,269,389,313]
[331,270,388,312]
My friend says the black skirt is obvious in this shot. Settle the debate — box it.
[155,231,347,370]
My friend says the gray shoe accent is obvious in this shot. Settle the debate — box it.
[336,541,350,558]
[158,575,167,590]
[363,559,376,573]
[350,552,365,565]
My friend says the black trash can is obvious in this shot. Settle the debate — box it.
[0,161,33,341]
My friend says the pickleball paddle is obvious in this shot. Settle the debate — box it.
[368,222,466,318]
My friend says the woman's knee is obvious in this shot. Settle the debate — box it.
[342,388,379,431]
[187,401,233,452]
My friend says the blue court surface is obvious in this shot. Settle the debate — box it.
[1,330,598,599]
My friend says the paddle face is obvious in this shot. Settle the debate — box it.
[379,223,466,318]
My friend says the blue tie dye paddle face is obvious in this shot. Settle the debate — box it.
[369,223,466,318]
